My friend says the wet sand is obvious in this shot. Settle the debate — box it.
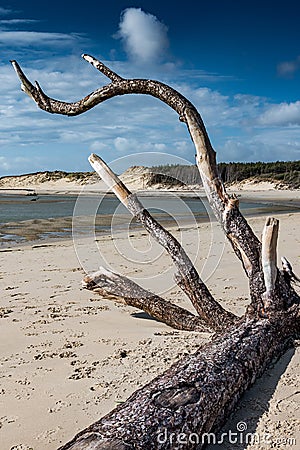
[1,188,299,247]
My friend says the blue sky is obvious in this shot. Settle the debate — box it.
[1,0,300,176]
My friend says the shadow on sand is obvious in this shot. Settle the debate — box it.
[206,347,296,449]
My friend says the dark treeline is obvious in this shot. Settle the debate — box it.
[150,161,300,189]
[218,161,300,185]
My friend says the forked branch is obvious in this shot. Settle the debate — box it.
[10,57,192,116]
[88,153,237,331]
[11,55,266,308]
[11,53,300,450]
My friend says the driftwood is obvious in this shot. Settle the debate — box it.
[11,55,299,450]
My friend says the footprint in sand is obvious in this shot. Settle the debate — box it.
[10,445,33,450]
[0,415,18,428]
[48,400,71,413]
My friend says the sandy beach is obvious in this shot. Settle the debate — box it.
[0,187,299,449]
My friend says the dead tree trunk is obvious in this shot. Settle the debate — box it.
[11,56,299,450]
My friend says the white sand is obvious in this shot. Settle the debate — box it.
[0,196,299,449]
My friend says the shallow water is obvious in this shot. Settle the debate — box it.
[0,193,298,246]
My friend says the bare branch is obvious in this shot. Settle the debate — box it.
[88,153,131,205]
[83,268,209,332]
[11,54,300,450]
[184,107,226,209]
[261,217,280,314]
[183,107,267,312]
[10,60,48,107]
[262,217,279,294]
[82,54,124,82]
[184,108,261,269]
[89,153,237,331]
[11,57,191,116]
[11,55,265,305]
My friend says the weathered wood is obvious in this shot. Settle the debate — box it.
[58,308,299,450]
[11,55,300,450]
[11,57,264,296]
[83,54,124,82]
[262,217,279,297]
[88,153,131,205]
[83,268,209,332]
[88,153,236,331]
[183,108,265,311]
[10,58,193,116]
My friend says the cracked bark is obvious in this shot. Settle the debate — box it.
[82,267,208,332]
[58,308,298,450]
[11,55,300,450]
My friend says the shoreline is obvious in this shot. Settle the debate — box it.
[1,210,299,449]
[1,202,299,249]
[1,186,300,449]
[2,207,299,251]
[1,184,300,206]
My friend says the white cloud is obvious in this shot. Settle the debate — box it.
[222,127,300,163]
[2,47,300,176]
[174,83,241,129]
[0,155,43,173]
[153,143,167,151]
[0,31,82,46]
[277,57,300,78]
[0,19,39,25]
[258,101,300,126]
[116,8,169,64]
[114,137,133,152]
[90,141,108,152]
[193,87,230,125]
[0,7,12,16]
[0,156,10,170]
